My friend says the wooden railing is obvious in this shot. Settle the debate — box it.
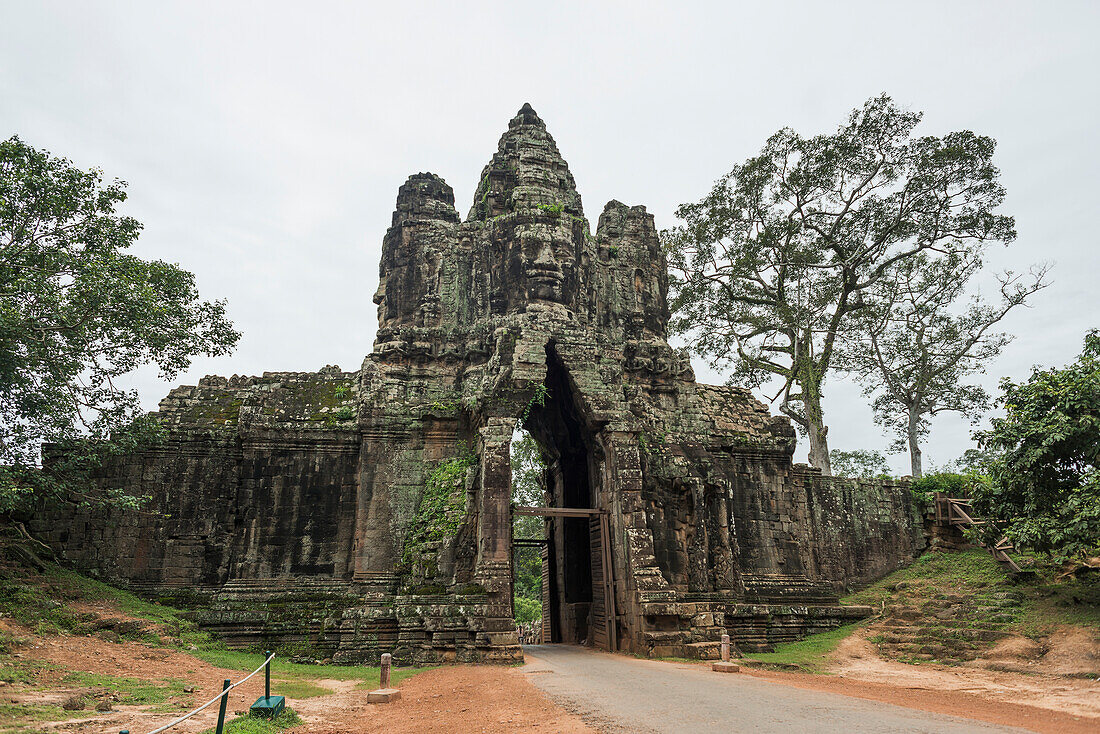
[935,493,1022,572]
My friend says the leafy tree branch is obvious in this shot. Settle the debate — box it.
[663,94,1016,473]
[0,136,240,511]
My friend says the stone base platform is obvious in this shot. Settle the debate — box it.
[366,688,401,703]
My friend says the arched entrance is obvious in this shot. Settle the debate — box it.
[510,345,617,651]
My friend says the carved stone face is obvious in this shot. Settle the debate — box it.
[510,226,577,307]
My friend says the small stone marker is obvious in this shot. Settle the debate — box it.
[712,633,739,673]
[367,652,401,703]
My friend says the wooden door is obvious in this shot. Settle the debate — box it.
[588,514,616,651]
[540,543,551,644]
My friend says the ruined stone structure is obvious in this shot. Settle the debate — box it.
[36,105,924,663]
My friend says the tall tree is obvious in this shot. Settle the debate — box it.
[839,251,1048,476]
[664,95,1016,474]
[0,136,240,510]
[972,331,1100,558]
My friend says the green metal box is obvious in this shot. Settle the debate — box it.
[249,695,285,718]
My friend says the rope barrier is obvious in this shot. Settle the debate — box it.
[138,652,276,734]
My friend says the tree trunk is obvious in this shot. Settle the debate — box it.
[803,381,831,475]
[907,410,922,478]
[807,420,831,475]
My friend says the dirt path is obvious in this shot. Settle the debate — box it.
[288,665,593,734]
[521,644,1100,734]
[820,634,1100,721]
[12,631,272,734]
[8,629,1098,733]
[5,627,593,734]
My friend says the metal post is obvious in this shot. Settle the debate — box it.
[380,652,391,690]
[720,633,730,662]
[265,650,271,701]
[214,679,231,734]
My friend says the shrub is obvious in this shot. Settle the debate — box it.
[514,596,541,625]
[973,331,1100,559]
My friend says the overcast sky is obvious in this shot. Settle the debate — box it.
[2,1,1097,473]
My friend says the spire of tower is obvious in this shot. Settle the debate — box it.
[467,104,583,221]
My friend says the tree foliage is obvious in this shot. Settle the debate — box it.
[828,448,891,479]
[511,431,546,537]
[972,331,1100,558]
[664,94,1016,474]
[514,596,541,625]
[0,136,240,510]
[839,250,1048,476]
[909,471,973,510]
[511,431,546,619]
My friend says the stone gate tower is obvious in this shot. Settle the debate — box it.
[36,105,923,663]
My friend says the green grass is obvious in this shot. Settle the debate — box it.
[843,548,1100,640]
[44,567,182,624]
[0,631,26,655]
[60,671,189,705]
[197,708,301,734]
[0,658,60,684]
[350,666,428,689]
[0,702,97,724]
[272,679,333,698]
[192,649,430,692]
[741,622,863,673]
[843,549,1006,607]
[0,563,216,649]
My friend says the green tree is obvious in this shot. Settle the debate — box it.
[0,136,240,511]
[664,95,1016,474]
[511,431,546,618]
[840,251,1048,477]
[829,448,891,478]
[972,331,1100,558]
[951,447,996,474]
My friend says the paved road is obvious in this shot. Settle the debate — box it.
[522,645,1024,734]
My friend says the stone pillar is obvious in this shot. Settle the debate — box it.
[476,417,515,581]
[473,416,521,661]
[713,633,739,673]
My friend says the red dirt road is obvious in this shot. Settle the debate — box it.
[289,665,593,734]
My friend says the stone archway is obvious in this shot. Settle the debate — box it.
[510,343,615,649]
[36,103,925,666]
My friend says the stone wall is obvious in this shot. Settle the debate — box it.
[34,104,924,663]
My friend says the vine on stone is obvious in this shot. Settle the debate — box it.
[402,449,477,574]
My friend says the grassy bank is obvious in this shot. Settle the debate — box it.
[740,622,863,672]
[192,649,429,691]
[740,549,1099,672]
[844,549,1100,638]
[0,557,433,731]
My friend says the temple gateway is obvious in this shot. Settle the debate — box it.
[36,105,924,664]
